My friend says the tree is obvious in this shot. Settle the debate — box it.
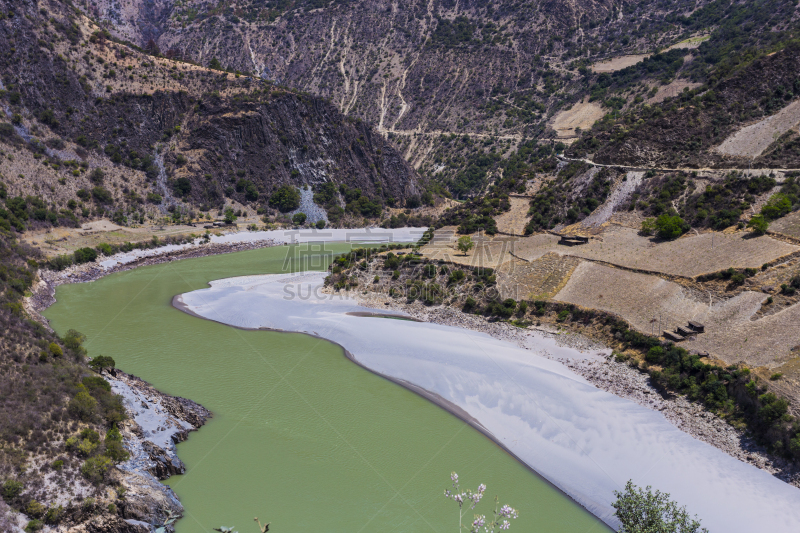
[654,214,688,240]
[224,208,237,224]
[89,355,115,373]
[457,235,475,255]
[208,58,223,70]
[269,185,301,212]
[104,426,129,463]
[747,214,769,235]
[613,480,707,533]
[292,212,307,226]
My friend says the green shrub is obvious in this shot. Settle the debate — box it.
[24,520,43,533]
[51,460,64,470]
[68,391,97,421]
[91,186,113,204]
[96,242,113,256]
[88,355,115,373]
[557,309,570,322]
[48,254,72,270]
[173,177,192,197]
[80,456,113,483]
[26,500,46,518]
[315,219,326,229]
[49,342,63,357]
[89,168,104,184]
[77,438,98,456]
[1,479,23,501]
[73,247,98,264]
[613,480,705,533]
[104,426,129,463]
[44,506,63,524]
[747,214,769,235]
[292,212,307,226]
[761,193,792,221]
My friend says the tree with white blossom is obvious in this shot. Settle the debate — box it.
[444,472,519,532]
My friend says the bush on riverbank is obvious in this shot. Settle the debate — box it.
[46,234,199,271]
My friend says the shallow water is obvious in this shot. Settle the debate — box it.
[43,244,604,533]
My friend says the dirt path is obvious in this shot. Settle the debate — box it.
[558,155,800,173]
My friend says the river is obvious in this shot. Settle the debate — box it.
[43,244,604,533]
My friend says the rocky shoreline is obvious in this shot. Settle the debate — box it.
[351,290,800,488]
[107,370,211,531]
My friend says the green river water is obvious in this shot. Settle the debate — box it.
[43,244,606,533]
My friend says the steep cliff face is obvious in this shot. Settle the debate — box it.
[173,93,420,206]
[0,0,422,225]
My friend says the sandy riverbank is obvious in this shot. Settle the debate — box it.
[351,289,800,487]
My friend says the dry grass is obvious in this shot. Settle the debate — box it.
[494,197,531,236]
[554,261,709,334]
[550,99,606,138]
[497,252,580,300]
[420,227,516,269]
[514,225,798,278]
[21,220,209,257]
[714,99,800,158]
[664,35,711,51]
[690,297,800,367]
[590,54,650,72]
[768,210,800,239]
[646,80,703,104]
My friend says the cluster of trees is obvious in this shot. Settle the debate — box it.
[525,165,613,233]
[0,186,79,232]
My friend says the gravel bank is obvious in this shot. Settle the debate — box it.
[352,290,800,487]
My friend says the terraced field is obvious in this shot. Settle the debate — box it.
[551,99,606,138]
[421,227,515,269]
[715,100,800,158]
[769,210,800,239]
[497,253,581,301]
[554,261,798,367]
[553,261,709,334]
[515,225,798,278]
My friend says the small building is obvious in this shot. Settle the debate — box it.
[688,321,705,333]
[558,235,589,246]
[676,326,694,337]
[664,330,684,342]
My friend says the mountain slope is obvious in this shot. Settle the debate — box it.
[0,0,423,231]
